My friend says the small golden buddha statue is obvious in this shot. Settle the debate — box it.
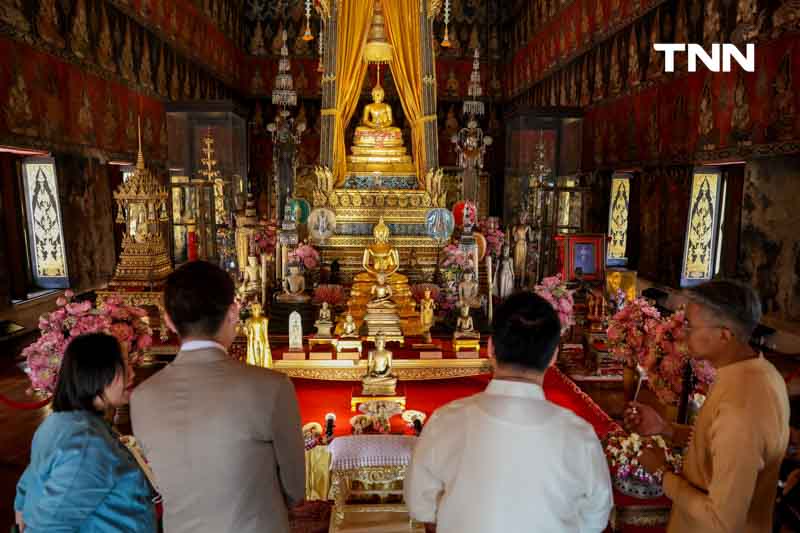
[419,290,436,343]
[245,303,271,368]
[362,333,397,396]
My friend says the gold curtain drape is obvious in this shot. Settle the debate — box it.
[332,0,374,186]
[382,0,426,184]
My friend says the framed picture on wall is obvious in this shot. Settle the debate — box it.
[554,233,606,282]
[21,157,70,290]
[680,167,724,288]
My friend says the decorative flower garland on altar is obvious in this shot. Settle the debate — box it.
[289,241,321,270]
[605,432,682,485]
[642,309,716,406]
[606,297,662,369]
[533,275,575,333]
[21,291,152,395]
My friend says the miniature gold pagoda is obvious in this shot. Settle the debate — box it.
[110,119,172,286]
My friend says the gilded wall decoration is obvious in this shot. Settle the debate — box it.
[21,159,69,286]
[681,170,721,286]
[607,174,631,263]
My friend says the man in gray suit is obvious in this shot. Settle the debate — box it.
[132,261,304,533]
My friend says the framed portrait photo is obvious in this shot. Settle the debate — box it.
[554,233,606,282]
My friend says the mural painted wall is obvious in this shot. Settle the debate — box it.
[740,156,800,323]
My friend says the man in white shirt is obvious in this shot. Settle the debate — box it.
[405,291,613,533]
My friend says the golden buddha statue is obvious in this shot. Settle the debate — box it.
[347,78,415,173]
[419,289,436,343]
[344,217,418,339]
[244,303,271,368]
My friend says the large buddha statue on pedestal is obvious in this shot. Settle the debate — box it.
[343,217,418,339]
[347,79,415,173]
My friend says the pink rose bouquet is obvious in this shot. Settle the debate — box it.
[289,242,321,270]
[439,243,470,270]
[606,298,661,368]
[643,310,716,405]
[533,275,575,333]
[477,219,505,258]
[22,291,153,395]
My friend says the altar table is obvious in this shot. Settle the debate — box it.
[292,368,670,531]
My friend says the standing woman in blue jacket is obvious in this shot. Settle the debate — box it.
[14,333,157,532]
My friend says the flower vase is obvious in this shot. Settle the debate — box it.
[623,365,638,402]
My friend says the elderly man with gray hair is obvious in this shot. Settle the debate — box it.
[625,279,789,533]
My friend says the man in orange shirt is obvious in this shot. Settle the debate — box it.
[627,279,789,533]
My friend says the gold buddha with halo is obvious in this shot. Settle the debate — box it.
[342,217,420,337]
[347,77,415,174]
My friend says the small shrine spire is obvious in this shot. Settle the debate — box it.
[136,115,145,171]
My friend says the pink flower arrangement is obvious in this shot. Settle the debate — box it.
[251,221,278,256]
[477,219,505,258]
[313,284,346,307]
[643,310,716,405]
[606,298,662,368]
[289,242,321,270]
[22,291,153,395]
[439,244,470,269]
[533,275,575,333]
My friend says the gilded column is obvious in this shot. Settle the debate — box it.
[420,0,439,172]
[320,3,338,169]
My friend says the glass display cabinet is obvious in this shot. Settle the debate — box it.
[165,102,248,268]
[170,177,217,265]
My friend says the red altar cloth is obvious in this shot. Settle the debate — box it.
[291,366,621,440]
[292,368,668,532]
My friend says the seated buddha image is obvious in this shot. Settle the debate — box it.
[348,77,415,173]
[355,84,400,143]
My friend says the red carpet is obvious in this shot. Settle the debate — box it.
[292,367,621,439]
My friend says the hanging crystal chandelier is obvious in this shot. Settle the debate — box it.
[463,48,484,116]
[441,0,451,48]
[302,0,314,41]
[272,30,297,108]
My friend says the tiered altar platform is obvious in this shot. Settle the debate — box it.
[317,182,440,282]
[269,336,491,381]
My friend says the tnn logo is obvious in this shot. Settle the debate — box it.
[653,43,755,73]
